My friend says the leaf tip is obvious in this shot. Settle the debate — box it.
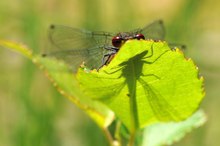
[0,40,33,58]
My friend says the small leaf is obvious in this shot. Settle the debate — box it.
[36,56,114,127]
[77,40,204,131]
[0,40,114,128]
[142,110,207,146]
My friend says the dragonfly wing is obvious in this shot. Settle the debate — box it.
[45,25,113,71]
[140,21,186,50]
[135,20,165,41]
[46,46,105,72]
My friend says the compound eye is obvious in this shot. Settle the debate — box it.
[135,33,145,40]
[112,36,123,47]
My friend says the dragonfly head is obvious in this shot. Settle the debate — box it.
[112,32,145,48]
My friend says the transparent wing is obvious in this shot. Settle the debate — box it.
[45,25,113,72]
[134,20,165,40]
[139,20,186,50]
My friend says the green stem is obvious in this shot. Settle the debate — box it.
[128,131,136,146]
[115,121,122,145]
[103,127,122,146]
[102,128,115,146]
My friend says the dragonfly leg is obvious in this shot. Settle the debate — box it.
[104,46,119,51]
[101,52,117,66]
[99,46,119,67]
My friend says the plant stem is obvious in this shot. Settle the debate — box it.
[128,130,136,146]
[115,121,122,144]
[103,128,115,146]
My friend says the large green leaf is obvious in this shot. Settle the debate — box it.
[0,40,114,128]
[77,40,204,131]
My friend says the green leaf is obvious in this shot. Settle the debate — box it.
[77,40,204,131]
[142,110,207,146]
[0,39,114,128]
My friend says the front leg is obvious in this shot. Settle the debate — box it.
[98,51,117,70]
[104,46,119,52]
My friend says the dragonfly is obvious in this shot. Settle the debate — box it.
[43,20,165,72]
[44,20,183,121]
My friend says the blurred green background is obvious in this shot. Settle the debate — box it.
[0,0,219,146]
